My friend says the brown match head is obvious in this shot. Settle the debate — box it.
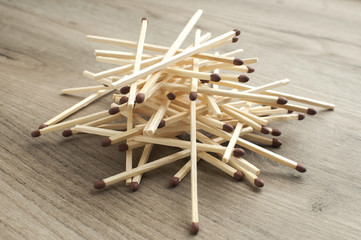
[136,93,145,103]
[167,92,176,100]
[108,107,120,115]
[233,148,245,157]
[298,114,305,120]
[246,66,255,73]
[260,126,270,134]
[130,182,139,191]
[189,91,197,101]
[238,75,249,82]
[307,108,317,115]
[271,106,277,109]
[222,123,234,133]
[38,123,48,129]
[120,86,130,94]
[191,222,199,235]
[62,129,73,137]
[118,96,129,105]
[288,110,294,113]
[233,29,241,36]
[277,97,288,105]
[94,180,105,189]
[101,137,111,147]
[158,119,166,128]
[118,143,129,151]
[141,17,148,21]
[254,178,264,187]
[210,73,221,82]
[200,79,209,84]
[296,163,307,173]
[272,138,282,147]
[233,171,244,181]
[169,177,179,187]
[232,37,238,43]
[271,128,281,136]
[103,84,109,87]
[233,58,244,66]
[31,130,41,137]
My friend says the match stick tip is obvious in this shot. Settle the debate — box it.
[233,29,241,36]
[260,126,270,134]
[191,222,199,235]
[189,91,197,101]
[233,58,244,66]
[233,148,245,157]
[298,114,305,120]
[271,128,281,136]
[232,37,238,43]
[296,163,307,173]
[169,177,179,187]
[38,123,48,129]
[200,79,209,84]
[136,93,145,103]
[158,119,166,128]
[271,106,277,109]
[119,96,129,105]
[237,75,249,82]
[31,130,41,137]
[101,137,111,147]
[108,107,120,115]
[288,110,294,113]
[118,143,129,151]
[254,178,264,187]
[307,108,317,115]
[141,17,148,21]
[94,180,105,189]
[234,171,244,181]
[166,92,176,100]
[272,138,282,147]
[222,123,234,133]
[210,73,221,82]
[62,129,73,137]
[277,97,288,105]
[130,182,139,191]
[120,86,130,94]
[246,66,255,73]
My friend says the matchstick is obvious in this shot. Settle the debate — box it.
[130,144,154,191]
[72,125,121,136]
[197,115,234,133]
[262,113,305,122]
[61,85,109,95]
[169,157,201,187]
[243,133,282,147]
[222,123,243,163]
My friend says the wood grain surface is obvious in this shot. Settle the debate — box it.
[1,0,361,239]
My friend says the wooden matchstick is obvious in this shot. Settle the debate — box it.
[243,133,282,148]
[262,113,305,122]
[130,144,154,191]
[61,85,109,95]
[222,123,243,163]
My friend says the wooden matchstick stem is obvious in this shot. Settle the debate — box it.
[222,123,243,163]
[198,151,239,178]
[242,133,276,146]
[96,56,134,65]
[251,108,289,116]
[197,115,229,131]
[225,104,269,125]
[72,125,121,136]
[61,85,109,94]
[108,125,144,144]
[190,100,199,225]
[163,105,208,126]
[228,156,260,176]
[97,123,127,130]
[262,113,301,122]
[252,101,312,115]
[132,144,154,185]
[201,92,222,119]
[220,105,262,131]
[125,107,134,185]
[144,99,170,135]
[165,68,241,82]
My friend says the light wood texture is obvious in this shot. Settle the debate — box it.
[1,0,360,239]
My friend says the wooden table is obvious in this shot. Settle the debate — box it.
[1,0,360,239]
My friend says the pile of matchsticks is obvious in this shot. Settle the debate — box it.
[31,10,335,234]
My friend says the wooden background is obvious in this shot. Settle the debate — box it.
[1,0,361,239]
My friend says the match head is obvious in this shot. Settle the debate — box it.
[101,137,111,147]
[272,139,282,147]
[210,73,221,82]
[167,92,176,100]
[296,163,307,173]
[31,130,41,137]
[118,143,129,151]
[62,129,73,137]
[271,106,277,109]
[233,171,244,181]
[200,79,209,84]
[254,178,264,188]
[130,182,139,191]
[222,123,234,132]
[238,75,249,82]
[38,123,48,129]
[288,110,294,113]
[246,66,255,73]
[108,107,120,115]
[298,114,305,120]
[307,108,317,115]
[233,29,241,36]
[120,86,130,94]
[277,97,288,105]
[191,222,199,235]
[136,93,145,103]
[169,177,179,187]
[158,119,166,128]
[271,128,281,136]
[233,148,245,157]
[233,58,244,66]
[141,17,148,21]
[232,37,238,43]
[94,180,105,189]
[189,91,197,101]
[260,126,270,134]
[119,96,129,105]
